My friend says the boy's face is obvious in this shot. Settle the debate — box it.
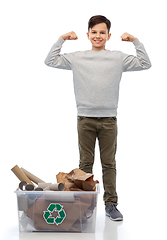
[87,23,111,51]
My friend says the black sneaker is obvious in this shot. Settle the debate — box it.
[105,203,123,221]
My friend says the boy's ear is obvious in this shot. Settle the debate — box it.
[107,33,111,41]
[87,32,90,39]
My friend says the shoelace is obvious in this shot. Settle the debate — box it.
[108,204,119,213]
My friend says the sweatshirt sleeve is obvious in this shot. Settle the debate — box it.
[122,39,152,72]
[45,37,73,70]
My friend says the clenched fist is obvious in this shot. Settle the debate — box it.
[61,31,78,40]
[121,32,137,42]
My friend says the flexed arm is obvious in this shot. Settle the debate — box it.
[121,32,151,71]
[45,31,78,70]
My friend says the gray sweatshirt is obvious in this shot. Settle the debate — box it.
[45,37,151,117]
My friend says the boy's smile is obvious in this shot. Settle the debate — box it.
[87,23,111,51]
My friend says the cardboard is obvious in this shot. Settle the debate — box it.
[37,182,65,191]
[49,183,65,191]
[44,192,75,203]
[26,193,94,231]
[19,181,28,191]
[21,167,45,184]
[11,165,35,187]
[38,183,52,190]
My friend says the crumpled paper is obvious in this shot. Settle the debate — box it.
[56,168,99,191]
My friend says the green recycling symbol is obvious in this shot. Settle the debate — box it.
[43,203,66,225]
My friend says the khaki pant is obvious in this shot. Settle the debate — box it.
[77,116,118,206]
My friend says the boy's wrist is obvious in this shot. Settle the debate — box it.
[60,35,66,40]
[132,37,137,42]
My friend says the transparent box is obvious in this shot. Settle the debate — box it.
[15,184,99,233]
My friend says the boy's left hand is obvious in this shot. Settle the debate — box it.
[121,32,137,42]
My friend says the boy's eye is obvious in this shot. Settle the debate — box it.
[91,31,106,34]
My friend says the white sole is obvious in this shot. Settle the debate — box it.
[106,213,123,221]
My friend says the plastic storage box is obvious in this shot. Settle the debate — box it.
[15,184,99,233]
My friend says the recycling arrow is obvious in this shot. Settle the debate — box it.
[43,203,66,225]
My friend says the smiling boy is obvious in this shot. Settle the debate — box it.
[45,15,151,221]
[87,22,111,50]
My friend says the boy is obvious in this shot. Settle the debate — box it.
[45,15,151,221]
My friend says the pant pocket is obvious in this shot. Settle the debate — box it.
[102,117,117,130]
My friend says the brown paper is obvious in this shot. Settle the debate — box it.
[56,172,77,190]
[56,168,99,191]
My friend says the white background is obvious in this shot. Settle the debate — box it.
[1,0,167,240]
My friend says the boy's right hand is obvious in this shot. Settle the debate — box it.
[61,31,78,40]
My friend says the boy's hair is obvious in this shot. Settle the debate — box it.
[88,15,111,33]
